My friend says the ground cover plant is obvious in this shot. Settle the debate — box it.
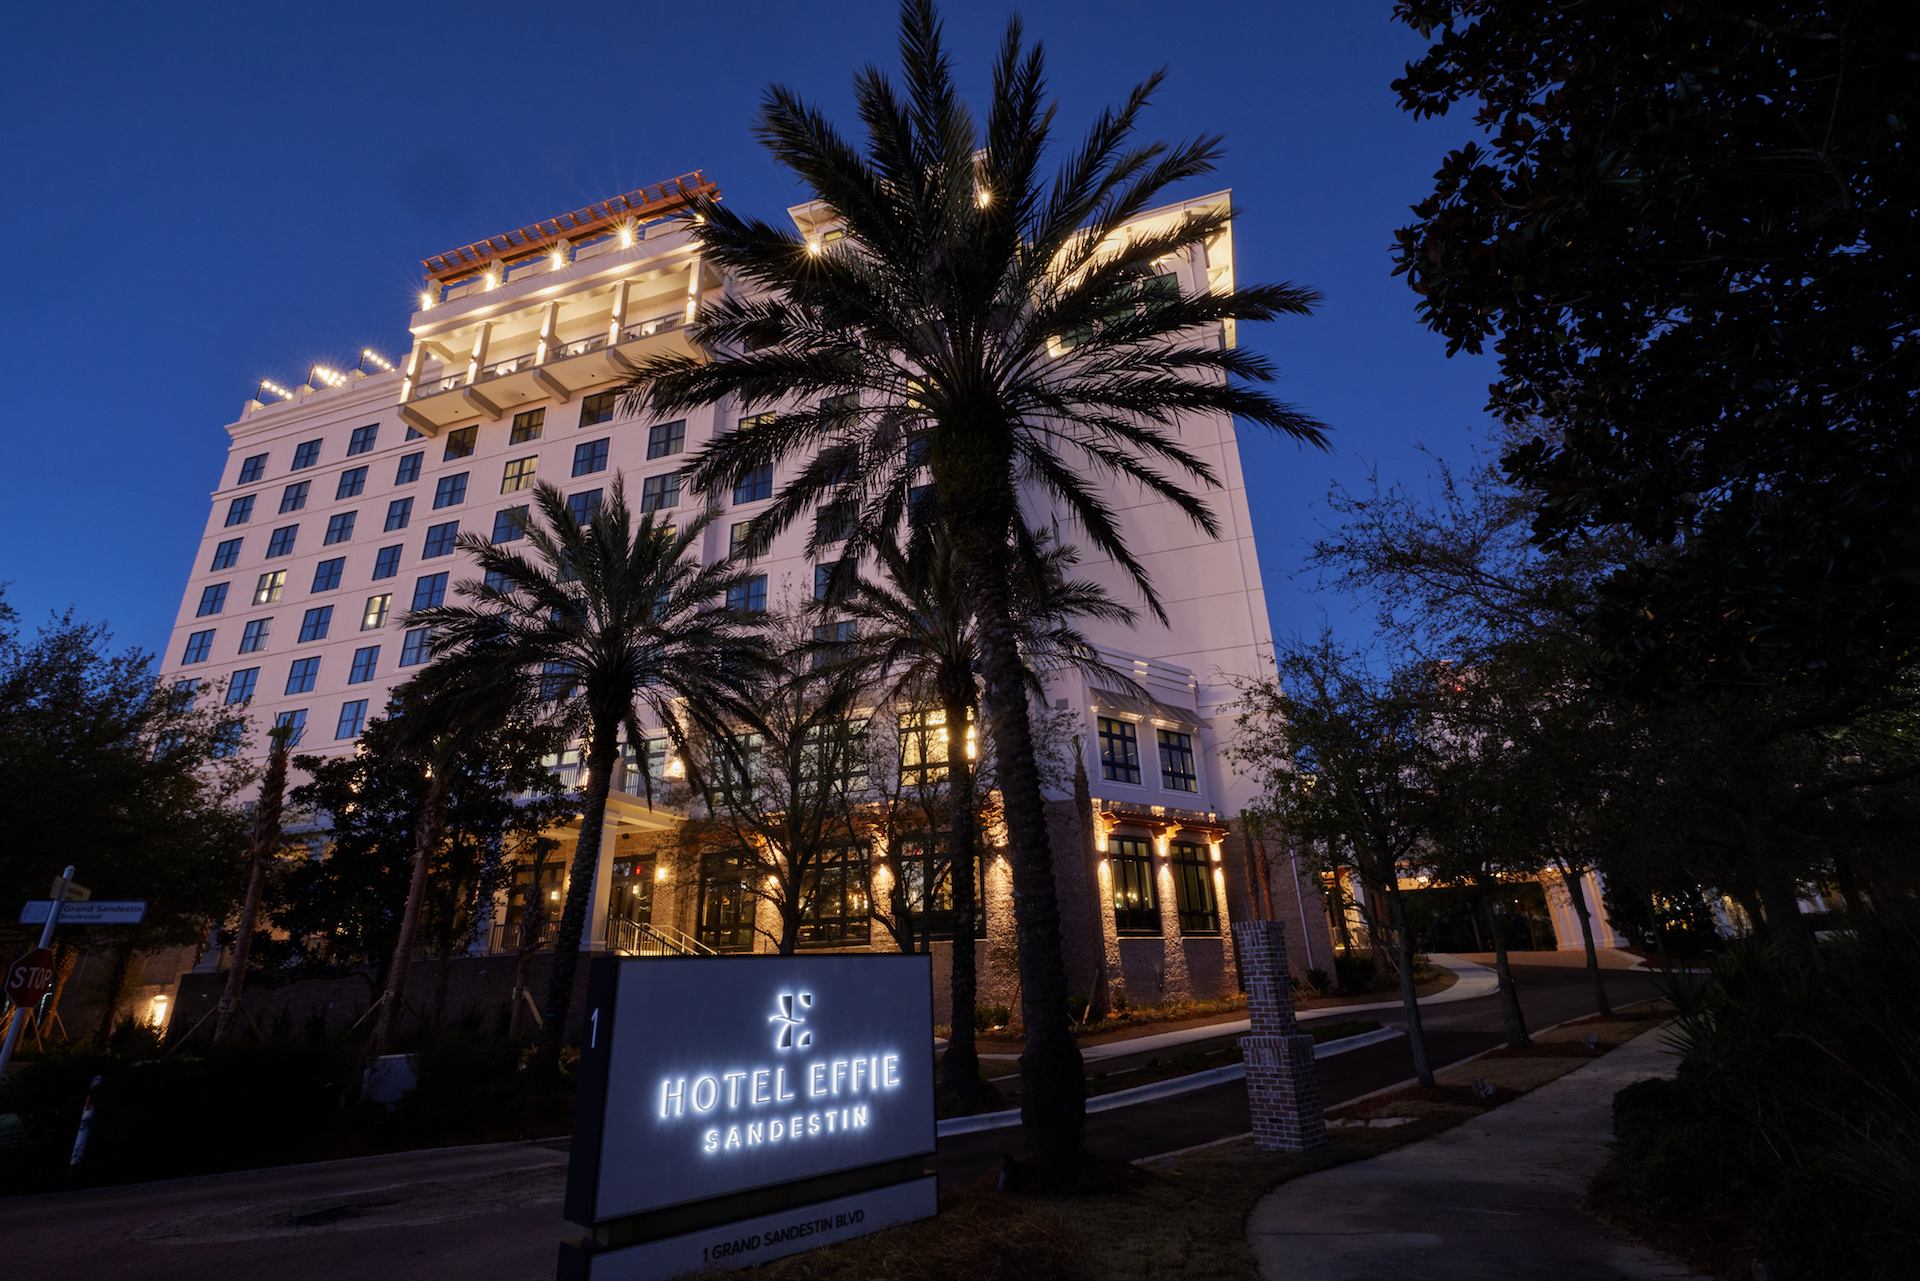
[1592,913,1920,1280]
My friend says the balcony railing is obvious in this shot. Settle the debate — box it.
[411,313,691,403]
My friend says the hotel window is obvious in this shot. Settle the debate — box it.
[568,489,602,525]
[298,607,332,643]
[394,451,423,484]
[399,627,433,667]
[252,570,286,605]
[813,560,853,601]
[224,495,254,527]
[815,501,854,544]
[579,390,618,427]
[640,473,679,513]
[384,497,412,531]
[278,482,310,514]
[810,620,856,671]
[908,483,935,527]
[361,594,390,630]
[291,440,321,470]
[483,568,510,593]
[1109,836,1159,935]
[726,574,767,613]
[905,431,930,467]
[890,835,986,941]
[371,545,402,580]
[335,699,369,740]
[490,505,529,544]
[1171,842,1219,935]
[227,667,259,704]
[274,708,308,745]
[1159,729,1198,793]
[697,851,757,953]
[729,521,768,560]
[348,645,380,683]
[898,708,973,787]
[210,538,242,570]
[173,678,199,700]
[412,573,448,610]
[239,618,273,653]
[347,424,379,456]
[573,438,610,477]
[501,456,537,493]
[324,512,356,545]
[443,425,477,460]
[1098,717,1141,784]
[422,521,459,558]
[732,463,773,505]
[311,558,344,593]
[509,408,544,444]
[646,419,686,459]
[265,526,298,558]
[181,630,215,664]
[237,453,268,484]
[819,439,859,485]
[336,466,368,500]
[196,583,228,617]
[797,844,872,947]
[433,473,468,509]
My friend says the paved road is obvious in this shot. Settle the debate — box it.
[930,958,1664,1193]
[0,957,1662,1281]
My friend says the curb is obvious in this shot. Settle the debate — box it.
[935,1026,1404,1138]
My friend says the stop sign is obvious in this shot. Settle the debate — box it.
[4,947,55,1009]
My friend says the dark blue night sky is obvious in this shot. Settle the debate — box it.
[0,1,1493,660]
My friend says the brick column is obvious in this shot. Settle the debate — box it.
[1155,833,1192,1002]
[1235,919,1326,1152]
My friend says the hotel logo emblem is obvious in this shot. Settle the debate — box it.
[770,992,813,1049]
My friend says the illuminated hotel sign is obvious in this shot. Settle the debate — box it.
[561,955,936,1278]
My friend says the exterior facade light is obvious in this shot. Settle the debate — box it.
[419,291,435,310]
[360,348,396,372]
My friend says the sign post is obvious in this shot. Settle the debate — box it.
[560,954,937,1280]
[0,865,74,1079]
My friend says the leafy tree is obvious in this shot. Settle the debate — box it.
[1231,637,1442,1087]
[626,0,1327,1160]
[406,477,768,1087]
[277,692,573,1038]
[216,723,293,1043]
[1391,1,1920,698]
[0,592,251,1041]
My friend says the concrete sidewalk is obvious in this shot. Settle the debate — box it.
[1247,1028,1700,1280]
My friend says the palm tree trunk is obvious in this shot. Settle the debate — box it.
[940,690,985,1103]
[531,722,620,1091]
[1385,879,1435,1088]
[967,565,1084,1159]
[216,730,290,1042]
[1558,858,1613,1017]
[373,771,449,1054]
[1480,888,1530,1048]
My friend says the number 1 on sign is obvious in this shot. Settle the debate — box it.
[590,1008,598,1048]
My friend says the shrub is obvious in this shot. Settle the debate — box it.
[973,1004,1011,1032]
[1334,955,1376,993]
[1305,967,1331,994]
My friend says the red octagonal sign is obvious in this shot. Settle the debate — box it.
[5,947,55,1009]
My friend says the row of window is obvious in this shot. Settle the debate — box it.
[261,698,369,747]
[1098,716,1199,792]
[183,568,460,660]
[1109,838,1221,935]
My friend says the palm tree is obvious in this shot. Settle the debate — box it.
[625,1,1327,1158]
[405,477,770,1087]
[826,524,1136,1106]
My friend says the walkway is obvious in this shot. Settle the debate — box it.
[1247,1028,1699,1280]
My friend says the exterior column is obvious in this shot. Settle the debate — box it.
[1092,821,1124,1007]
[1210,839,1235,979]
[1236,919,1327,1153]
[1154,830,1192,1002]
[465,321,492,385]
[607,279,630,346]
[585,818,620,951]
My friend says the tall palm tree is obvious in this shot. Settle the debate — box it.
[824,524,1137,1106]
[626,1,1327,1158]
[406,477,769,1087]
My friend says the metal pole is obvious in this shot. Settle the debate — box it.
[0,865,74,1078]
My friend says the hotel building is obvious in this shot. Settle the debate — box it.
[158,174,1339,1022]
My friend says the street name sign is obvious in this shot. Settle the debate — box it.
[17,900,147,926]
[5,948,56,1009]
[560,954,936,1280]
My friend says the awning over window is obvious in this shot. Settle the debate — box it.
[1088,688,1201,731]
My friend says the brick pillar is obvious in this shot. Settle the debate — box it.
[1155,835,1192,1001]
[1235,919,1326,1152]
